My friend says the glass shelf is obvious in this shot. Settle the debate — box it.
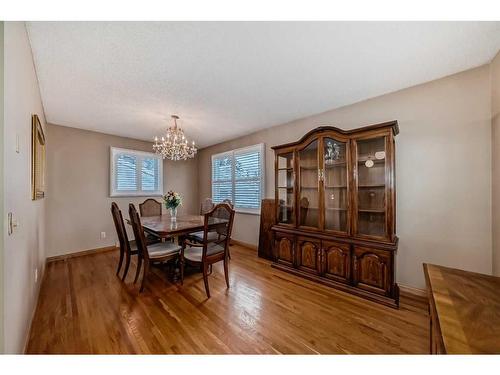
[323,137,348,232]
[356,136,387,237]
[299,140,320,228]
[325,161,346,167]
[357,158,384,164]
[276,132,391,239]
[277,152,295,225]
[359,184,385,188]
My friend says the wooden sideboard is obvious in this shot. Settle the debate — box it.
[424,263,500,354]
[271,122,399,308]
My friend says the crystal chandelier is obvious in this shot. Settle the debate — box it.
[153,115,197,160]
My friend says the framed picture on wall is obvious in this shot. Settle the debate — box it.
[31,114,46,200]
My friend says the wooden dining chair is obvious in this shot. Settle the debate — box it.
[139,198,164,242]
[180,203,235,298]
[139,199,162,217]
[111,202,140,281]
[199,197,214,215]
[214,200,234,258]
[188,198,218,243]
[129,203,182,293]
[190,198,233,243]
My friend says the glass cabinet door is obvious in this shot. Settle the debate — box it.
[355,136,387,238]
[277,152,295,225]
[299,140,319,228]
[323,137,348,233]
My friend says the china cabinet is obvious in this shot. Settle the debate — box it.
[272,121,399,308]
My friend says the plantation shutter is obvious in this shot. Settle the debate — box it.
[110,147,163,197]
[234,148,261,210]
[141,158,160,191]
[212,152,233,203]
[211,144,264,213]
[116,153,138,191]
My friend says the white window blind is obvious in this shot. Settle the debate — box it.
[212,152,233,203]
[110,147,163,197]
[211,144,264,214]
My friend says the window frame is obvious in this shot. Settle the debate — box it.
[110,147,164,197]
[211,143,265,215]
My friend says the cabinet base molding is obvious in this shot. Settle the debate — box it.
[272,262,399,309]
[398,284,426,298]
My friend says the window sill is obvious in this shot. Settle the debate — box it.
[110,193,164,198]
[234,209,261,216]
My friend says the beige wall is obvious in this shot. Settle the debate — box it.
[46,124,198,257]
[199,65,493,289]
[492,51,500,276]
[3,22,47,354]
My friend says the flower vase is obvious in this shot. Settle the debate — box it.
[169,207,177,221]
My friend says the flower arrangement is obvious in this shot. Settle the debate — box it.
[163,190,183,209]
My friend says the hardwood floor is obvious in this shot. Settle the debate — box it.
[26,245,429,354]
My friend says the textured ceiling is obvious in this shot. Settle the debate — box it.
[27,21,500,148]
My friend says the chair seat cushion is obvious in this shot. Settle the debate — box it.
[189,230,219,242]
[148,241,182,258]
[184,243,225,262]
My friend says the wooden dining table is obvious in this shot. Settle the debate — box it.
[129,214,228,241]
[424,263,500,354]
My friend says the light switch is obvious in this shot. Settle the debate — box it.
[8,212,19,235]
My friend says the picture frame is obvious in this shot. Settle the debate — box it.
[31,114,46,200]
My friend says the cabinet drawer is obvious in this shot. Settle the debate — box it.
[296,237,321,274]
[353,246,392,296]
[321,241,351,283]
[274,232,295,267]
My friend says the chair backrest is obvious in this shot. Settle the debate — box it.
[213,203,232,234]
[111,202,130,252]
[129,203,150,263]
[201,203,235,259]
[139,199,162,217]
[222,198,233,208]
[200,197,214,215]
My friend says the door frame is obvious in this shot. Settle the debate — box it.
[0,20,5,354]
